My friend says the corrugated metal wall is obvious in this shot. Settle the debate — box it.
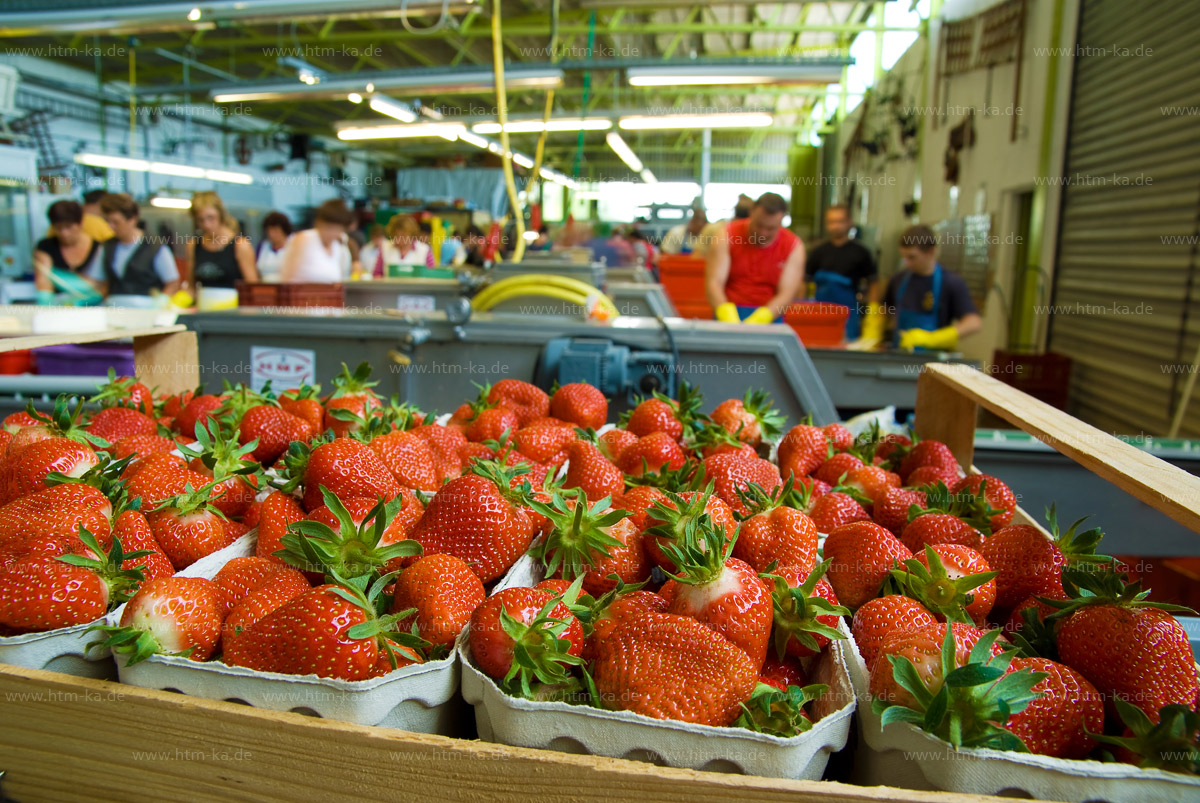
[1050,0,1200,436]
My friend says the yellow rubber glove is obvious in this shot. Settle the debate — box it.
[899,325,959,352]
[715,302,740,323]
[849,302,886,350]
[743,306,776,325]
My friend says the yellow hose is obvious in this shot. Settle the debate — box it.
[473,285,619,320]
[472,273,609,308]
[492,0,526,262]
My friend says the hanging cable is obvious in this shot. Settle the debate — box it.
[529,0,560,206]
[492,0,526,262]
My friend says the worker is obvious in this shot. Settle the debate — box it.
[706,192,806,324]
[84,193,181,297]
[359,223,399,278]
[186,191,257,290]
[661,208,708,255]
[279,199,354,283]
[45,189,113,243]
[458,225,487,267]
[877,224,982,352]
[33,200,102,303]
[807,204,880,339]
[387,214,435,270]
[255,211,293,281]
[695,195,753,258]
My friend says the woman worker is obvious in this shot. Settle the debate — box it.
[33,200,102,303]
[279,199,356,283]
[185,191,258,289]
[387,214,435,270]
[256,211,294,281]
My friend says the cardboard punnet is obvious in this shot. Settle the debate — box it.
[845,626,1200,802]
[106,531,465,735]
[459,552,856,780]
[0,618,115,679]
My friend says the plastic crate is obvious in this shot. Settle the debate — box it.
[673,301,714,320]
[991,350,1071,409]
[0,349,32,374]
[278,283,345,308]
[34,343,135,376]
[236,282,281,307]
[783,301,849,347]
[658,254,708,306]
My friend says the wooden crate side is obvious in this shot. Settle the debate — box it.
[133,330,199,397]
[0,325,188,354]
[919,364,1200,535]
[0,664,1004,803]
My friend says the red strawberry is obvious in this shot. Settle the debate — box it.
[703,452,781,516]
[658,522,773,670]
[412,424,467,482]
[844,465,901,509]
[592,607,757,726]
[220,571,311,651]
[549,383,607,430]
[512,424,576,465]
[488,379,550,427]
[812,452,864,486]
[468,586,583,693]
[597,428,637,463]
[112,509,174,583]
[979,526,1067,616]
[390,553,484,647]
[851,595,939,671]
[87,407,158,443]
[239,405,314,464]
[159,390,194,421]
[898,544,998,626]
[643,489,738,571]
[92,371,154,416]
[1005,656,1104,758]
[709,389,784,446]
[409,463,536,582]
[562,440,624,502]
[822,423,854,452]
[951,474,1017,532]
[298,438,403,512]
[898,440,961,484]
[905,465,959,488]
[0,483,113,563]
[777,424,828,477]
[806,490,870,533]
[733,481,819,575]
[279,385,325,433]
[279,488,422,580]
[369,429,440,491]
[869,622,1005,709]
[323,362,380,437]
[466,406,521,444]
[97,576,227,663]
[615,485,667,531]
[173,394,223,438]
[147,485,237,570]
[584,590,670,661]
[759,652,810,690]
[110,433,178,461]
[873,487,927,535]
[124,455,209,510]
[213,556,307,608]
[617,431,686,478]
[2,436,99,504]
[533,492,649,595]
[625,398,682,440]
[765,561,849,660]
[251,491,305,564]
[901,512,984,553]
[3,410,41,433]
[823,521,912,610]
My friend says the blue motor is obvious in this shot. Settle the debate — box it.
[535,337,677,407]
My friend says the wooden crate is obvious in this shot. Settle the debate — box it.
[1,359,1197,803]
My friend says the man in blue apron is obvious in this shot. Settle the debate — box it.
[882,224,981,351]
[807,205,880,340]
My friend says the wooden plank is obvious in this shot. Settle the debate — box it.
[133,330,200,396]
[0,664,1012,803]
[0,325,188,354]
[921,363,1200,535]
[914,366,980,466]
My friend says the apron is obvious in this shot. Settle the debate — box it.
[893,265,943,350]
[813,270,860,339]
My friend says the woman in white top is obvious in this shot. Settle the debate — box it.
[387,214,435,269]
[359,223,400,278]
[256,211,293,281]
[280,199,354,283]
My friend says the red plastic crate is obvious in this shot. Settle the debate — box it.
[783,301,849,346]
[674,301,714,320]
[236,282,281,307]
[236,283,345,308]
[658,255,708,305]
[0,349,32,375]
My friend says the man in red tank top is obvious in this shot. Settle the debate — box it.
[704,192,806,323]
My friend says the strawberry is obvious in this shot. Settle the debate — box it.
[124,456,209,510]
[220,570,312,651]
[1089,701,1200,772]
[111,433,178,461]
[158,390,194,422]
[617,431,686,478]
[614,485,667,531]
[213,556,308,608]
[765,561,849,660]
[897,440,961,484]
[1004,656,1104,758]
[91,369,154,416]
[173,394,223,438]
[533,491,649,595]
[487,379,550,427]
[87,406,158,443]
[823,521,912,610]
[254,490,307,563]
[468,585,584,696]
[0,483,113,563]
[466,406,521,444]
[238,404,314,464]
[369,429,440,491]
[3,409,42,433]
[733,479,819,575]
[512,425,576,465]
[390,553,484,647]
[278,489,422,580]
[597,428,637,463]
[806,490,870,533]
[112,509,175,583]
[1054,569,1199,723]
[93,576,227,664]
[147,484,237,570]
[951,474,1017,532]
[851,595,938,671]
[691,421,759,460]
[709,389,785,446]
[703,452,781,516]
[549,382,607,430]
[759,652,809,691]
[2,436,99,505]
[643,489,738,571]
[658,520,773,669]
[777,424,828,478]
[583,588,671,661]
[844,464,901,509]
[901,512,984,553]
[822,423,854,452]
[812,452,864,486]
[535,578,574,595]
[889,544,998,626]
[872,487,927,535]
[180,422,261,518]
[562,440,624,502]
[412,424,467,482]
[592,607,758,726]
[869,622,1007,709]
[279,384,325,433]
[0,529,147,632]
[292,437,403,512]
[623,382,703,441]
[409,462,536,582]
[904,465,959,488]
[323,362,380,437]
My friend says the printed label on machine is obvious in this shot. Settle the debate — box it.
[395,294,436,313]
[249,346,316,393]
